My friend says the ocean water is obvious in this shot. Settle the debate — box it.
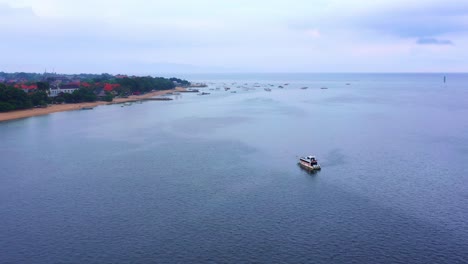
[1,73,468,263]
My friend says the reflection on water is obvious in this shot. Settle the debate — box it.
[1,73,468,263]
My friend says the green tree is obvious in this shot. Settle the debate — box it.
[36,82,50,93]
[29,91,49,106]
[101,91,114,102]
[0,84,33,111]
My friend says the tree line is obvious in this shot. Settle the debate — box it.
[0,75,190,112]
[114,77,176,95]
[0,83,99,112]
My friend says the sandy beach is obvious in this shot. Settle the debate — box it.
[0,87,186,122]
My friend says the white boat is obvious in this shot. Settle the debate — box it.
[298,155,321,170]
[124,102,132,106]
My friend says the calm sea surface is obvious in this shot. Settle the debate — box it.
[1,73,468,263]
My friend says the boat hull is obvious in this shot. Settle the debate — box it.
[298,161,321,171]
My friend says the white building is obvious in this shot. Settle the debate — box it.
[49,84,80,97]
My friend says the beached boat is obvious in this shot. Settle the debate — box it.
[180,89,199,93]
[81,107,94,110]
[298,155,321,170]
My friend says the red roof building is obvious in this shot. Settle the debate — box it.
[14,84,37,92]
[104,83,120,91]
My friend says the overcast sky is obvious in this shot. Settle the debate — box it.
[1,0,467,74]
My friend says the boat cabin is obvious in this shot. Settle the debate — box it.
[300,156,317,165]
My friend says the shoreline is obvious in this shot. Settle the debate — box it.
[0,87,186,122]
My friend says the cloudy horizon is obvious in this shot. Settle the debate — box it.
[1,0,467,74]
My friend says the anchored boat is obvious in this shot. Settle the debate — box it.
[299,155,321,170]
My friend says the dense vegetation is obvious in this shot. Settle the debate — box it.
[0,72,44,82]
[56,88,98,104]
[0,72,190,112]
[0,84,32,111]
[169,77,190,86]
[115,77,176,95]
[0,84,100,112]
[0,72,116,83]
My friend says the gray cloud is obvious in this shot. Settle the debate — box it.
[357,2,468,38]
[290,1,468,39]
[417,37,454,45]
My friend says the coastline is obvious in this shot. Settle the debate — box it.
[0,87,186,122]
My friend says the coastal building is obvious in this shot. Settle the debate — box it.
[14,84,37,93]
[104,83,120,91]
[49,83,80,97]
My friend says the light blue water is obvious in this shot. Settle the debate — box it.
[1,73,468,263]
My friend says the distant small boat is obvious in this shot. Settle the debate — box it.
[320,87,328,89]
[198,92,210,95]
[224,87,231,91]
[298,155,321,171]
[301,87,308,90]
[81,107,94,110]
[278,85,284,88]
[124,102,132,106]
[231,91,237,93]
[346,83,351,85]
[264,88,272,92]
[180,89,199,93]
